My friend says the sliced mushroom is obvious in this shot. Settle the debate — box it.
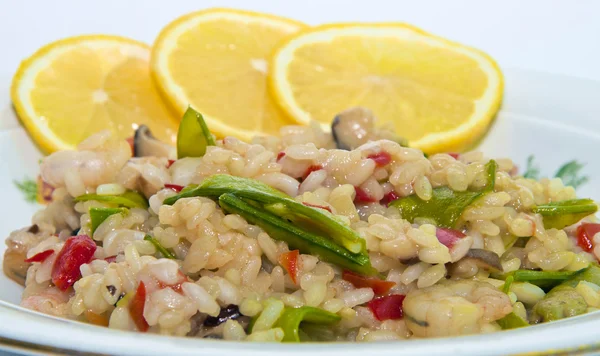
[503,247,537,270]
[331,107,409,150]
[331,107,377,150]
[187,311,209,337]
[3,224,40,286]
[3,248,29,285]
[463,249,504,272]
[133,125,175,158]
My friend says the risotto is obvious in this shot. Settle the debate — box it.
[3,106,600,342]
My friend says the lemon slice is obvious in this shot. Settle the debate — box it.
[269,24,503,153]
[151,8,307,141]
[11,35,178,153]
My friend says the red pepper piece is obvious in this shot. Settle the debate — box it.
[157,280,185,294]
[24,249,54,263]
[165,184,184,193]
[368,294,406,321]
[37,175,54,204]
[84,310,109,327]
[302,165,323,180]
[380,191,399,207]
[156,271,189,294]
[435,227,466,249]
[576,223,600,252]
[354,187,377,203]
[448,153,460,159]
[51,235,97,290]
[277,152,286,161]
[166,159,176,168]
[342,270,395,295]
[367,152,392,167]
[126,137,134,156]
[302,202,333,213]
[129,281,149,332]
[104,255,118,263]
[279,250,300,284]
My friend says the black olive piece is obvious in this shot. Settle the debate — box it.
[27,224,39,234]
[203,304,242,327]
[203,334,223,339]
[114,293,126,307]
[399,256,421,265]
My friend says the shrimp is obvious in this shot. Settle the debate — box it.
[3,225,45,286]
[403,280,512,337]
[40,130,131,196]
[116,157,171,197]
[21,285,71,318]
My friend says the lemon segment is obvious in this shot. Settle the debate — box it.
[269,24,503,153]
[151,8,307,141]
[11,35,178,153]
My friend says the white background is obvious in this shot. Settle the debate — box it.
[1,1,599,355]
[1,0,599,82]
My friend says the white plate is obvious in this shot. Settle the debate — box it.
[2,68,600,355]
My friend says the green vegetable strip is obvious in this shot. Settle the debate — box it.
[274,306,341,342]
[497,312,529,330]
[502,275,514,294]
[89,207,128,234]
[75,190,149,209]
[218,193,376,275]
[177,106,215,159]
[391,160,497,228]
[533,265,600,322]
[164,175,365,254]
[559,263,600,288]
[532,199,597,229]
[144,235,176,259]
[495,269,584,291]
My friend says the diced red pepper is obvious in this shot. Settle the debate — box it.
[51,235,97,290]
[84,310,109,327]
[24,249,54,263]
[342,270,395,295]
[156,280,185,294]
[277,152,286,161]
[126,137,134,156]
[156,271,188,294]
[302,165,323,180]
[380,191,399,207]
[165,184,184,193]
[279,250,300,284]
[448,153,460,159]
[129,281,149,332]
[104,255,118,263]
[354,187,377,203]
[368,294,405,321]
[576,223,600,252]
[302,202,333,213]
[435,227,466,249]
[367,152,392,167]
[166,159,176,168]
[37,175,54,204]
